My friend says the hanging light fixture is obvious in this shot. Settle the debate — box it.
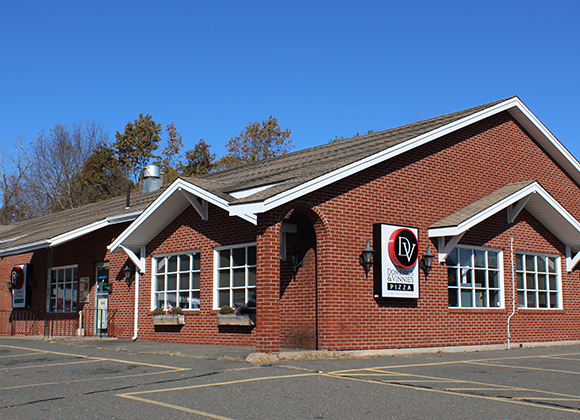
[419,245,435,276]
[123,263,134,286]
[289,242,303,272]
[359,239,375,278]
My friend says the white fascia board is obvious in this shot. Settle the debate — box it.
[0,239,51,257]
[229,98,536,216]
[428,183,540,238]
[534,187,580,233]
[428,183,580,244]
[50,211,143,248]
[0,211,143,256]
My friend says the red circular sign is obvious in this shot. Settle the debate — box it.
[388,229,419,269]
[10,266,24,290]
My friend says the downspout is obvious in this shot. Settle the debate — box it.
[132,246,145,341]
[507,237,516,349]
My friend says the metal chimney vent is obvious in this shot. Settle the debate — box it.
[143,165,162,193]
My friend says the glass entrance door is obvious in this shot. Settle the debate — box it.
[95,263,109,337]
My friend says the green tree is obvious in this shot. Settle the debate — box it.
[217,116,293,169]
[180,139,216,177]
[158,122,184,184]
[79,144,131,203]
[114,113,162,183]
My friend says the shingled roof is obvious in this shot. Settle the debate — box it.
[184,97,513,206]
[0,188,165,256]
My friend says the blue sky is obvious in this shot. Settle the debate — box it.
[1,1,579,167]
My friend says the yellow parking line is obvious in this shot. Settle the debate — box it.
[4,359,101,370]
[339,367,580,401]
[120,372,317,396]
[333,374,580,414]
[0,352,39,358]
[331,352,580,374]
[0,369,189,391]
[0,344,185,371]
[121,395,235,420]
[464,360,580,375]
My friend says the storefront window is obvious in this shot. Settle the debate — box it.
[153,252,201,310]
[49,265,78,312]
[516,252,560,309]
[215,244,256,310]
[447,247,502,308]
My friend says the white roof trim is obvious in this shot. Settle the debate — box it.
[0,239,51,257]
[108,178,257,254]
[229,97,580,216]
[428,182,580,247]
[0,210,143,257]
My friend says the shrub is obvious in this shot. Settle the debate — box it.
[219,305,235,314]
[172,306,183,315]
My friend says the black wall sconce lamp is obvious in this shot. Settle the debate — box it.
[359,239,375,279]
[123,263,135,286]
[289,242,304,272]
[419,245,435,276]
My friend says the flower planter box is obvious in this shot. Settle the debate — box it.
[152,314,185,325]
[217,314,255,326]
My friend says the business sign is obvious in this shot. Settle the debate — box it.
[9,264,32,308]
[373,223,420,299]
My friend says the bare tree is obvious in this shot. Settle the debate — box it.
[0,135,33,223]
[26,121,107,214]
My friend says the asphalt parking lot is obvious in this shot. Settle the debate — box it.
[1,337,580,419]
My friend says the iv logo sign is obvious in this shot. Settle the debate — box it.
[388,229,419,268]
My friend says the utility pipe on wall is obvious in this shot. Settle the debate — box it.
[507,237,516,349]
[132,246,145,341]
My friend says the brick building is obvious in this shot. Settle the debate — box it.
[2,96,580,353]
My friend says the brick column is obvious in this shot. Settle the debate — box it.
[255,214,281,353]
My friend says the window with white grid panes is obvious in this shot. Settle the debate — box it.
[447,247,502,308]
[49,265,78,313]
[516,253,560,309]
[216,244,256,310]
[154,252,200,310]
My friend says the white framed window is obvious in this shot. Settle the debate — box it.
[153,251,200,310]
[516,252,560,309]
[214,243,256,310]
[48,265,78,313]
[447,247,502,308]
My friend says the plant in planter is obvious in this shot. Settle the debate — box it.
[152,306,185,325]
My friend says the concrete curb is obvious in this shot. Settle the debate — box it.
[245,339,580,365]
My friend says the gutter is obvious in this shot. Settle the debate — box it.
[132,246,145,341]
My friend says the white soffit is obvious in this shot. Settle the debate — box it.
[428,183,580,247]
[108,179,256,254]
[229,97,580,216]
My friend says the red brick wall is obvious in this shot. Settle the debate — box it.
[0,223,131,337]
[296,111,580,350]
[128,204,259,346]
[5,110,580,353]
